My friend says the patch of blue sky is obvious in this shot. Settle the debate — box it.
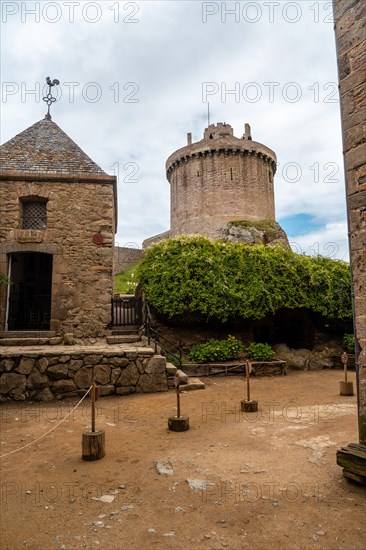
[278,213,324,237]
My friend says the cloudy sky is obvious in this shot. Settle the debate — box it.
[1,1,349,260]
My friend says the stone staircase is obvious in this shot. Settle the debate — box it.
[106,327,206,390]
[106,326,142,345]
[0,328,206,393]
[166,362,205,391]
[106,329,205,390]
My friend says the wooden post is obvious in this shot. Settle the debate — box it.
[241,360,258,412]
[340,352,354,396]
[246,360,251,401]
[168,376,189,431]
[82,384,105,461]
[176,382,181,418]
[91,383,96,432]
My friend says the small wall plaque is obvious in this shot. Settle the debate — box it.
[92,233,104,245]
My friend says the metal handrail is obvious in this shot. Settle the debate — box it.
[145,303,183,366]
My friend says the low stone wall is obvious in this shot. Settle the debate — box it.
[0,348,169,401]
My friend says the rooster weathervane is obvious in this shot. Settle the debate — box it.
[43,76,60,118]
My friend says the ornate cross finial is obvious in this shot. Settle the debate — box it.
[43,76,60,119]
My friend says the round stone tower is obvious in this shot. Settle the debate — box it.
[166,122,277,239]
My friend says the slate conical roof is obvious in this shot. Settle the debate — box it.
[0,116,107,175]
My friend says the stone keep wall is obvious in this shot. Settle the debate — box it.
[334,0,366,443]
[114,246,143,274]
[0,349,169,401]
[166,123,276,239]
[0,177,115,339]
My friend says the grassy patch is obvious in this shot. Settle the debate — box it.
[114,265,139,294]
[229,219,277,232]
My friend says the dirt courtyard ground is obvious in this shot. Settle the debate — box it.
[0,369,365,550]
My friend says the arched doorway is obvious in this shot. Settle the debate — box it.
[7,252,53,331]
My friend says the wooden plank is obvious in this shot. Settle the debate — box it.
[337,443,366,483]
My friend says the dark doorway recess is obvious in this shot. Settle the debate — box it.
[7,252,53,331]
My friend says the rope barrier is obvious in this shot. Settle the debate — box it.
[0,385,93,459]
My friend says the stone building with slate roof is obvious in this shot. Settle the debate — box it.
[0,114,117,340]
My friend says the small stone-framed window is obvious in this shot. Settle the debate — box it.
[21,197,47,230]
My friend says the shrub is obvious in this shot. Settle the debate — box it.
[138,236,352,322]
[246,342,275,361]
[343,333,355,354]
[189,335,244,363]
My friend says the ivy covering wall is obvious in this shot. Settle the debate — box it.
[138,237,352,322]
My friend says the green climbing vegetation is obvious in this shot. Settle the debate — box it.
[138,236,352,322]
[343,333,355,354]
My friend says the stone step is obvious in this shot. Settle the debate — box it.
[166,362,178,376]
[110,326,140,335]
[106,335,142,345]
[176,368,188,384]
[0,331,56,339]
[0,337,51,346]
[180,377,206,391]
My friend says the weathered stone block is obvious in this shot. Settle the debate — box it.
[116,364,139,387]
[116,386,136,395]
[16,357,35,375]
[49,337,63,345]
[47,364,69,380]
[74,367,93,389]
[176,368,188,384]
[111,368,121,385]
[27,369,49,390]
[136,374,168,393]
[33,387,54,402]
[0,359,14,373]
[145,355,166,375]
[58,355,71,364]
[0,373,26,395]
[93,365,111,385]
[49,357,62,366]
[166,363,177,376]
[136,359,144,374]
[63,333,75,345]
[84,355,103,365]
[109,357,129,368]
[52,379,77,393]
[126,352,138,361]
[37,357,49,373]
[69,360,83,371]
[98,385,115,396]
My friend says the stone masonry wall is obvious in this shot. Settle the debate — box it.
[334,0,366,442]
[114,246,143,274]
[0,178,115,339]
[0,349,169,401]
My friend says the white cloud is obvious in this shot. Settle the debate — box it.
[289,222,349,262]
[0,1,348,258]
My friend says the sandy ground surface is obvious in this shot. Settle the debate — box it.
[0,369,365,550]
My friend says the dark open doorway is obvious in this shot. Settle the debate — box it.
[7,252,53,331]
